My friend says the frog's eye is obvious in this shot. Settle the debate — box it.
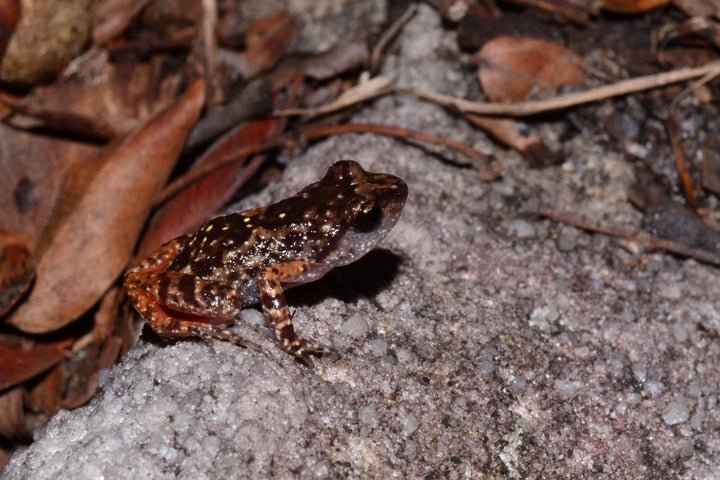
[353,201,383,232]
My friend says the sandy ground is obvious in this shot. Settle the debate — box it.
[4,4,720,479]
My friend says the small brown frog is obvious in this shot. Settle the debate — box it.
[124,161,407,360]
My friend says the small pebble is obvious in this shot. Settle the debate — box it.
[556,230,577,252]
[339,314,369,338]
[663,401,690,426]
[503,219,536,239]
[367,339,388,357]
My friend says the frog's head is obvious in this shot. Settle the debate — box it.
[318,160,408,266]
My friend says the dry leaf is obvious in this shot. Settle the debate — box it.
[476,36,585,102]
[8,80,205,334]
[0,337,70,391]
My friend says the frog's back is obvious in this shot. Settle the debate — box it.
[166,160,407,303]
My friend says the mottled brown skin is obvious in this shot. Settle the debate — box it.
[124,161,408,360]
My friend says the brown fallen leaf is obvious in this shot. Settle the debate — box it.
[0,336,71,391]
[476,35,585,102]
[8,80,205,334]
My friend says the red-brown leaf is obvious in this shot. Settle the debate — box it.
[0,337,71,391]
[477,36,585,102]
[8,80,205,333]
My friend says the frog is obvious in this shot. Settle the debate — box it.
[124,160,408,361]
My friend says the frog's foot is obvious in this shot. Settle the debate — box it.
[185,323,266,354]
[285,338,338,365]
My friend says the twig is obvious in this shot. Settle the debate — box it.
[538,208,720,266]
[370,4,418,72]
[665,117,697,211]
[201,0,223,107]
[159,122,495,203]
[402,61,720,116]
[274,76,392,118]
[301,123,495,172]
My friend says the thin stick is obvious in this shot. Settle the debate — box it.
[301,123,491,168]
[159,122,495,202]
[370,4,418,72]
[538,208,720,266]
[201,0,223,107]
[665,117,697,211]
[402,61,720,116]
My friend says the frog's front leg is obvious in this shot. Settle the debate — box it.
[124,237,255,348]
[257,261,334,360]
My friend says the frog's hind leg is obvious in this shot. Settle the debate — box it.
[257,261,335,361]
[124,243,258,350]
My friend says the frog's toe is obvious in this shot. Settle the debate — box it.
[187,324,265,353]
[294,342,337,362]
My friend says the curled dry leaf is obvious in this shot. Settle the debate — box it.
[476,36,585,103]
[8,80,205,334]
